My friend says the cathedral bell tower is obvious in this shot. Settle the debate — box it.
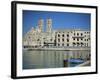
[38,18,44,32]
[46,18,52,33]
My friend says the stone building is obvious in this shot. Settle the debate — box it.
[55,29,90,47]
[23,18,90,48]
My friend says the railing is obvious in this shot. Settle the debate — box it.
[23,45,90,48]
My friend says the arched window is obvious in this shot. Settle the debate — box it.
[62,34,64,37]
[77,42,79,46]
[62,38,64,42]
[67,44,69,46]
[81,42,83,46]
[67,34,69,37]
[67,39,69,42]
[58,39,60,42]
[77,33,79,36]
[58,34,60,37]
[81,33,83,36]
[73,42,76,46]
[77,38,79,41]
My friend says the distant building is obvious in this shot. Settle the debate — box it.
[23,18,90,48]
[55,29,90,47]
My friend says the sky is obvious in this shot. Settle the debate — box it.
[23,10,91,34]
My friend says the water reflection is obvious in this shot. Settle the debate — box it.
[23,50,90,69]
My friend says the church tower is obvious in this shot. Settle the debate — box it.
[46,18,52,33]
[38,18,44,32]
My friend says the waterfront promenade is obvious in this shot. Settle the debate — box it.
[24,46,90,51]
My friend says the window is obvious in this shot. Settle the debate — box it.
[73,38,75,40]
[81,33,83,36]
[77,33,79,36]
[62,34,64,37]
[50,39,52,41]
[85,39,86,41]
[73,42,76,46]
[74,33,75,35]
[67,44,69,46]
[87,39,88,41]
[58,44,60,46]
[77,42,79,46]
[62,38,64,42]
[67,34,69,37]
[81,38,83,40]
[58,34,60,37]
[67,39,69,42]
[77,38,79,41]
[81,42,83,46]
[37,39,40,41]
[58,39,60,42]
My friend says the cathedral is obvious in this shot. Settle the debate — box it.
[23,18,90,48]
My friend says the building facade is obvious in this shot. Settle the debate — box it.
[23,18,90,48]
[55,29,90,47]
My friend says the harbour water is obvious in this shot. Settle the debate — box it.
[23,50,90,69]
